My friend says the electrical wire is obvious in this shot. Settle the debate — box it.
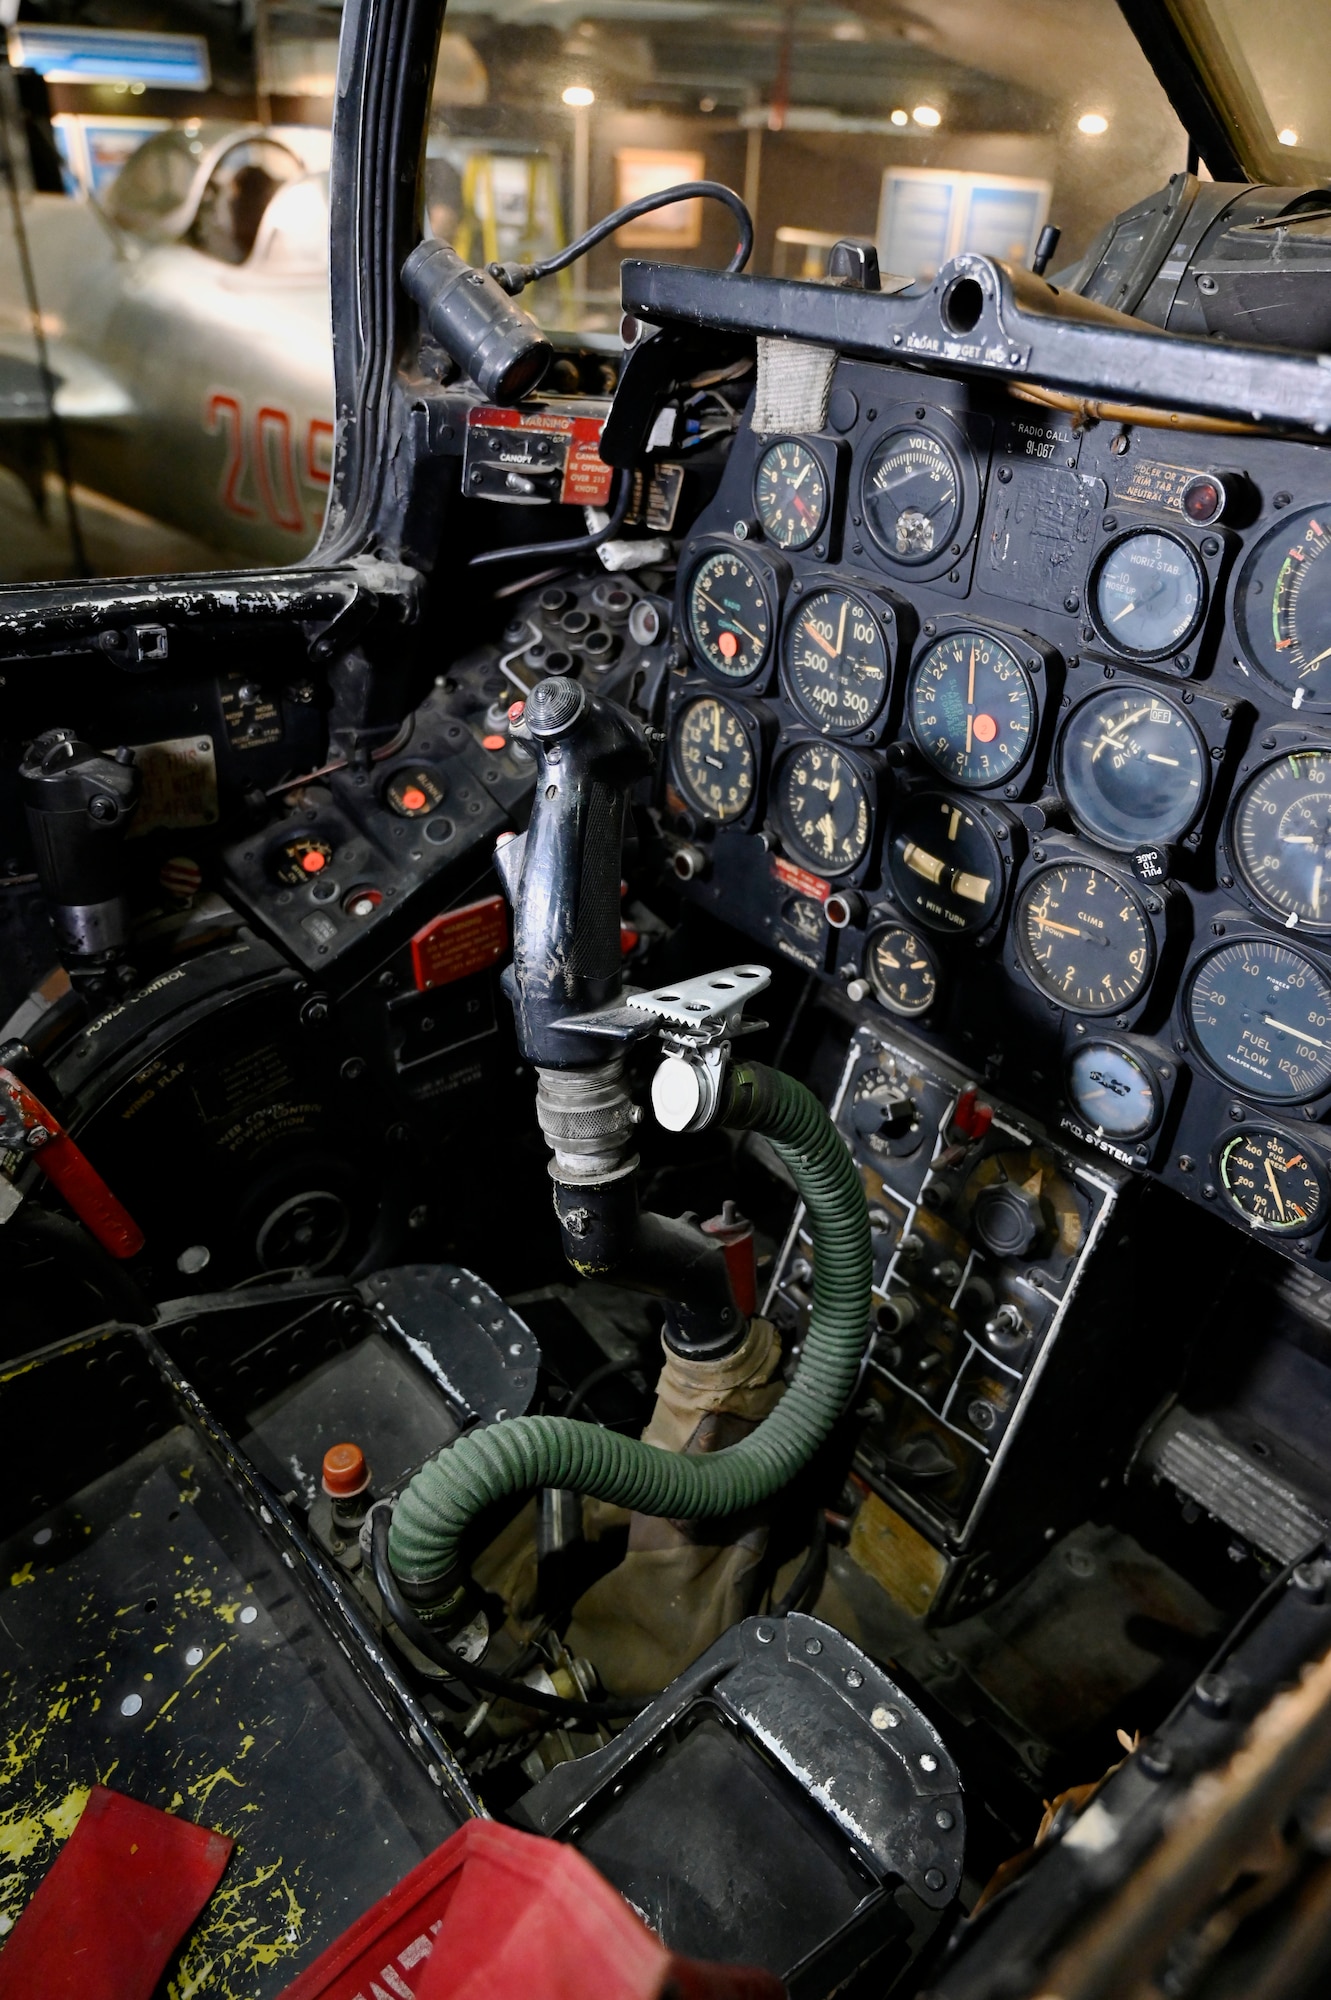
[492,180,753,293]
[772,1509,829,1618]
[369,1506,646,1723]
[468,465,632,572]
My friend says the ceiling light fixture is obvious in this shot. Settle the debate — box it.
[912,104,941,128]
[562,84,594,107]
[890,108,908,126]
[1077,112,1109,135]
[1279,127,1299,146]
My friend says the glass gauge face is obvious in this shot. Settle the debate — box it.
[784,588,890,734]
[685,548,772,680]
[1066,1041,1160,1141]
[1091,531,1205,659]
[673,695,755,824]
[1233,750,1331,930]
[861,428,963,566]
[1187,938,1331,1101]
[887,792,1005,935]
[1058,687,1207,849]
[867,923,939,1018]
[908,630,1035,789]
[1016,863,1154,1014]
[1237,506,1331,702]
[1219,1128,1328,1234]
[775,742,872,876]
[754,440,828,551]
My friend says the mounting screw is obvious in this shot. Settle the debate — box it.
[300,995,330,1026]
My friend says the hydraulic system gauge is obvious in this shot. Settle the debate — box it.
[1016,863,1155,1014]
[908,630,1035,789]
[753,440,828,551]
[1057,686,1207,849]
[672,694,756,824]
[861,427,963,565]
[1090,530,1205,660]
[774,741,872,876]
[1066,1040,1161,1141]
[1218,1127,1328,1234]
[1232,750,1331,930]
[384,766,445,818]
[1187,938,1331,1101]
[866,922,940,1018]
[272,834,334,885]
[1236,506,1331,702]
[887,792,1005,935]
[685,548,772,680]
[784,588,890,734]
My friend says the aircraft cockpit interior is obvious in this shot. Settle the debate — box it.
[6,2,1331,1995]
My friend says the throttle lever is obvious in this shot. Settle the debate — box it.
[0,1067,145,1259]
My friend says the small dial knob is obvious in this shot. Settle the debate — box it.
[971,1183,1046,1259]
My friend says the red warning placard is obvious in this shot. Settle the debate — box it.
[771,856,830,902]
[411,895,509,991]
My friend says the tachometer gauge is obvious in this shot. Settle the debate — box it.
[1057,686,1207,849]
[861,428,963,565]
[866,923,939,1018]
[754,440,827,551]
[775,742,872,876]
[887,792,1005,935]
[1090,531,1205,660]
[1237,506,1331,702]
[784,588,890,734]
[1187,938,1331,1100]
[672,694,756,824]
[1066,1040,1160,1141]
[1232,750,1331,930]
[1218,1127,1328,1234]
[908,630,1035,789]
[685,548,772,680]
[1016,863,1154,1014]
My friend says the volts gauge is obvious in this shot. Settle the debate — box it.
[1237,506,1331,702]
[908,630,1035,789]
[866,923,940,1018]
[775,742,872,877]
[1057,686,1207,849]
[1218,1128,1328,1234]
[685,548,772,681]
[1091,530,1205,660]
[1066,1040,1160,1141]
[753,440,827,551]
[672,695,756,824]
[1015,862,1155,1014]
[1232,750,1331,930]
[784,588,890,734]
[861,428,963,565]
[1187,938,1331,1101]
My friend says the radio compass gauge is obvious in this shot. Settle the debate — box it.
[1237,506,1331,702]
[861,427,962,565]
[866,923,939,1018]
[685,548,772,680]
[887,793,1005,935]
[1232,750,1331,930]
[1090,530,1205,660]
[754,440,827,551]
[1066,1040,1160,1141]
[908,630,1035,789]
[784,588,890,734]
[1058,686,1207,849]
[1218,1128,1327,1234]
[775,742,872,876]
[1187,938,1331,1101]
[673,695,755,824]
[1016,862,1155,1014]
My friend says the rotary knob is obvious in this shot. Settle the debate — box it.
[971,1182,1046,1260]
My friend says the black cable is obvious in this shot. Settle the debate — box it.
[369,1506,646,1722]
[491,180,753,293]
[468,465,632,572]
[563,1351,644,1421]
[772,1509,828,1618]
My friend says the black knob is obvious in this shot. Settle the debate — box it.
[972,1183,1045,1259]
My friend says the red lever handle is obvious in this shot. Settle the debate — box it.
[0,1068,144,1259]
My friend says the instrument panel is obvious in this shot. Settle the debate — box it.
[661,357,1331,1274]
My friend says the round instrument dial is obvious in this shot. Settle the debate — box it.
[861,428,963,566]
[385,765,445,818]
[673,694,756,824]
[273,834,334,885]
[1237,506,1331,703]
[1066,1040,1160,1141]
[784,588,890,734]
[1058,686,1207,849]
[1091,531,1205,660]
[908,630,1035,789]
[1187,938,1331,1101]
[754,440,827,551]
[685,548,772,680]
[775,742,872,876]
[867,923,940,1018]
[1218,1127,1328,1234]
[1016,862,1154,1014]
[887,792,1005,935]
[1232,749,1331,930]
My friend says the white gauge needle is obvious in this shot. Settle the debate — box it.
[804,620,839,658]
[1315,863,1324,916]
[1264,1015,1331,1050]
[1265,1159,1286,1220]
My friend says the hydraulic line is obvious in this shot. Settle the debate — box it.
[388,1060,871,1590]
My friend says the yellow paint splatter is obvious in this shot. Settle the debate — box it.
[168,1858,309,1999]
[8,1564,33,1588]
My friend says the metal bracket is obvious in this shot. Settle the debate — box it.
[633,965,771,1134]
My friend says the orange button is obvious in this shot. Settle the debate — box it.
[301,848,327,874]
[973,713,998,744]
[322,1441,370,1497]
[482,733,506,751]
[401,785,427,813]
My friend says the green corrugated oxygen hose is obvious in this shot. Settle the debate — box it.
[387,1059,871,1590]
